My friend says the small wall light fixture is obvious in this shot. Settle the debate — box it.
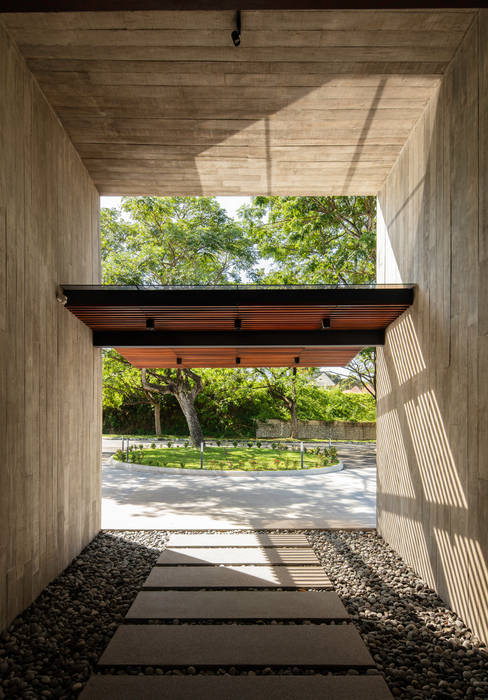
[146,318,155,331]
[294,356,300,364]
[236,356,241,364]
[322,317,331,329]
[231,10,241,47]
[234,318,242,330]
[176,357,182,365]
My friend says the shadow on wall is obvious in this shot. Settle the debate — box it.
[376,17,488,644]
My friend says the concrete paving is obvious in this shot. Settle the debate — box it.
[143,564,332,589]
[166,532,310,547]
[126,590,349,620]
[102,443,376,529]
[85,527,392,699]
[80,675,394,700]
[99,624,375,668]
[156,547,320,566]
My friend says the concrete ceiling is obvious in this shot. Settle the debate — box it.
[1,9,475,195]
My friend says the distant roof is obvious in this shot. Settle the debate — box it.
[314,373,335,388]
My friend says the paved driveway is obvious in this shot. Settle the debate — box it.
[102,443,376,530]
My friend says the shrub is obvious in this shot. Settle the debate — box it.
[179,461,185,469]
[247,441,253,448]
[233,440,238,447]
[216,440,222,447]
[151,443,156,449]
[256,441,261,448]
[184,440,189,448]
[167,441,172,448]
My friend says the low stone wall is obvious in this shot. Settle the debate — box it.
[256,419,376,441]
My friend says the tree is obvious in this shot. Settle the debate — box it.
[102,196,257,285]
[250,368,316,438]
[325,348,376,399]
[240,195,377,399]
[103,350,163,432]
[240,195,376,285]
[101,196,257,440]
[141,368,204,445]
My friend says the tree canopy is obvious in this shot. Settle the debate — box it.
[240,195,376,285]
[102,196,257,285]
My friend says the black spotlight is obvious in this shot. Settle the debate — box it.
[234,318,242,330]
[322,317,331,329]
[294,356,300,364]
[176,357,182,365]
[236,356,241,365]
[146,318,155,331]
[231,10,241,46]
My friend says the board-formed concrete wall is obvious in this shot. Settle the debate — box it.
[0,22,101,630]
[256,419,376,441]
[376,11,488,642]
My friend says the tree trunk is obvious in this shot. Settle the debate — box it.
[153,402,161,436]
[289,400,298,439]
[176,392,204,446]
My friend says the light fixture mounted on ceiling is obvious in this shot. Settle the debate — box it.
[231,10,241,47]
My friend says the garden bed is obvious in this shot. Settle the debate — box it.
[113,446,339,471]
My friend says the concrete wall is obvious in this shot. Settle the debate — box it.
[376,11,488,642]
[256,419,376,441]
[0,22,101,631]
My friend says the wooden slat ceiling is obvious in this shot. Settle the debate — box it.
[1,9,475,195]
[63,284,413,367]
[67,304,408,331]
[116,347,364,369]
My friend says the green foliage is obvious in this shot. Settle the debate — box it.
[296,386,376,422]
[240,195,376,285]
[102,196,257,286]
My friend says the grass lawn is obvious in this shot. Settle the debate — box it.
[118,446,339,471]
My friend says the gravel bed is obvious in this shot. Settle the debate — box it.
[306,530,488,699]
[0,528,487,699]
[0,532,164,699]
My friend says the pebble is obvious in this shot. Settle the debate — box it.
[0,528,487,699]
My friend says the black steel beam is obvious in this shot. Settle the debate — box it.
[93,329,384,348]
[63,285,414,308]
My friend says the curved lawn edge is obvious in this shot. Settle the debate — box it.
[105,457,344,476]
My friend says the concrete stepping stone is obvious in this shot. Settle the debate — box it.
[157,547,319,566]
[99,624,374,668]
[143,565,332,589]
[126,590,349,620]
[166,533,310,548]
[80,674,394,700]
